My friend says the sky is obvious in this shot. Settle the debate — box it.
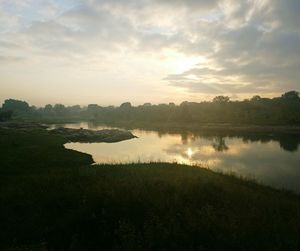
[0,0,300,106]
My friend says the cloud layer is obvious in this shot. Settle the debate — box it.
[0,0,299,105]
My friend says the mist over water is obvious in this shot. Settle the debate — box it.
[59,122,300,193]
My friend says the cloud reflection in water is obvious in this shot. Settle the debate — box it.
[63,122,300,193]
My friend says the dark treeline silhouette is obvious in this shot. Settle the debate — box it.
[0,110,13,122]
[1,91,300,125]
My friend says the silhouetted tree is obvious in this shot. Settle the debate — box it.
[120,102,132,109]
[87,104,100,111]
[213,96,230,103]
[87,104,101,119]
[3,90,300,125]
[69,105,81,115]
[0,110,13,121]
[2,99,30,112]
[44,104,53,113]
[53,104,65,115]
[179,102,193,122]
[251,95,261,102]
[281,91,299,100]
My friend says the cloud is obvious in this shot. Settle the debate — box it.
[0,0,299,104]
[164,0,300,95]
[0,55,24,63]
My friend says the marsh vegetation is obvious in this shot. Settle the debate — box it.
[1,128,300,250]
[1,93,300,250]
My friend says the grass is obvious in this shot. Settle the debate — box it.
[0,128,300,250]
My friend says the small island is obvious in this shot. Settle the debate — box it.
[50,127,137,143]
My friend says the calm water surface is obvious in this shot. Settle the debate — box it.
[57,122,300,193]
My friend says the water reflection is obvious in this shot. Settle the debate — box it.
[186,148,193,158]
[212,137,229,152]
[60,122,300,193]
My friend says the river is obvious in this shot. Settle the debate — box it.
[53,122,300,193]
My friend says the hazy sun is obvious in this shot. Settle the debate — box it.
[163,49,206,73]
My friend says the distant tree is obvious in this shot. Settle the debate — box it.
[87,104,100,111]
[53,104,65,115]
[213,96,230,103]
[44,104,53,113]
[2,99,30,112]
[69,105,81,114]
[30,106,37,111]
[143,103,152,107]
[87,104,100,119]
[0,110,13,121]
[281,91,299,100]
[251,95,262,102]
[120,102,132,109]
[179,101,193,122]
[180,101,189,107]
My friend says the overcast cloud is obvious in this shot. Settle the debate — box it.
[0,0,299,105]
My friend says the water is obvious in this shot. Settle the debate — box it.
[55,122,300,193]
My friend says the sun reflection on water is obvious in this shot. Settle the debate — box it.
[186,148,193,158]
[61,122,300,193]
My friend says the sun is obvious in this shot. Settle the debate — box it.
[162,49,206,73]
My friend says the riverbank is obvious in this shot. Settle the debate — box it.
[0,121,137,143]
[0,128,300,250]
[10,117,300,134]
[94,120,300,134]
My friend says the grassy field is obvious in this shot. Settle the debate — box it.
[0,128,300,250]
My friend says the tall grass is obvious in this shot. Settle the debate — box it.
[1,129,300,250]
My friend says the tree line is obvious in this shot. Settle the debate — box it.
[1,91,300,125]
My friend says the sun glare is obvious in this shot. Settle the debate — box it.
[163,49,206,73]
[186,148,193,158]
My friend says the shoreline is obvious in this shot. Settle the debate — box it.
[1,128,300,250]
[5,119,300,134]
[90,121,300,134]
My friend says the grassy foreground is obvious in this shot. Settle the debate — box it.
[0,129,300,251]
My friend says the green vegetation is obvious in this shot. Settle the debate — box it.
[2,91,300,126]
[1,128,300,250]
[0,110,13,122]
